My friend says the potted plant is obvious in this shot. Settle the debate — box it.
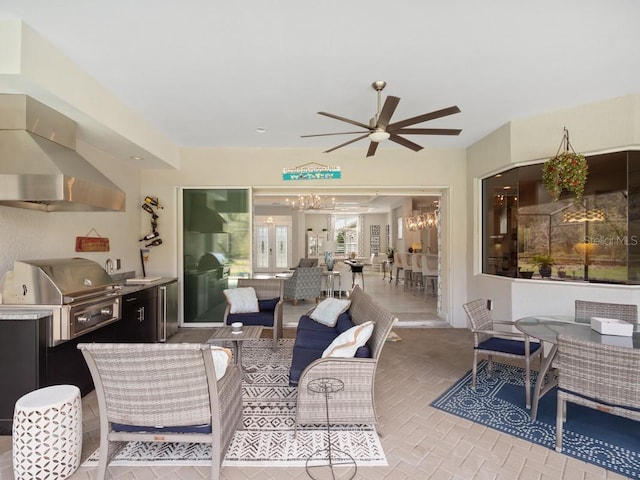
[531,254,554,278]
[386,247,395,261]
[557,266,566,279]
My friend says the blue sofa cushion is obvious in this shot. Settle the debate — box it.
[258,297,279,312]
[111,423,211,434]
[289,311,373,386]
[228,310,274,327]
[477,337,541,356]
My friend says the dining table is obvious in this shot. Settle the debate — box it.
[515,314,640,421]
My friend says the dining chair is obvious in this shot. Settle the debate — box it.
[554,334,640,452]
[574,300,638,324]
[463,299,542,408]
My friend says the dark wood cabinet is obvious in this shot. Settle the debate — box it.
[118,287,158,342]
[0,313,118,434]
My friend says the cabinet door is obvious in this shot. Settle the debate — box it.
[119,289,158,342]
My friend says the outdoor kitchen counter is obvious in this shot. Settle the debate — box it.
[0,309,53,319]
[113,277,178,294]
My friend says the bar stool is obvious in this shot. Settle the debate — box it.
[412,253,425,294]
[403,253,413,291]
[423,254,438,297]
[13,385,82,480]
[393,252,404,286]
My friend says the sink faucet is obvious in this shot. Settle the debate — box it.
[105,258,114,274]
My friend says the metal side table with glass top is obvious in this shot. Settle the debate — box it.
[515,315,640,421]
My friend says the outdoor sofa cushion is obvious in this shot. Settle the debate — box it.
[226,297,280,328]
[289,311,371,386]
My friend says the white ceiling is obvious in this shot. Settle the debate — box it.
[1,0,639,158]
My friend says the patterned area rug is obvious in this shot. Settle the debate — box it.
[83,338,386,467]
[431,361,640,479]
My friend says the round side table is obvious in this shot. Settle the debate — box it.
[12,385,82,480]
[305,378,357,480]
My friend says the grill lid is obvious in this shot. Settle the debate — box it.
[1,257,115,305]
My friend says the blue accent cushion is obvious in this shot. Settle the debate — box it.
[355,345,372,358]
[289,346,325,386]
[334,312,355,334]
[477,337,541,356]
[258,297,279,312]
[296,315,334,333]
[228,311,274,327]
[111,423,212,434]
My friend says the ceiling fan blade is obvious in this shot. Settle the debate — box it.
[387,106,461,130]
[389,134,424,152]
[318,112,371,130]
[395,128,462,136]
[376,96,400,129]
[301,131,369,138]
[366,142,379,157]
[324,134,370,153]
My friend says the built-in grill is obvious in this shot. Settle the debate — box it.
[0,258,121,346]
[198,252,231,279]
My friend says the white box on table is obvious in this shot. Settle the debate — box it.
[590,317,634,336]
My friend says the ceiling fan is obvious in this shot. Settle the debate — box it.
[302,81,462,157]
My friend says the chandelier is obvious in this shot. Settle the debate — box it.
[405,209,438,232]
[286,194,335,211]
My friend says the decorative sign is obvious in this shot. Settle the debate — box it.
[75,228,110,252]
[282,162,341,181]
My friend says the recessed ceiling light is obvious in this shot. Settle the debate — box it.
[130,156,144,161]
[256,127,267,134]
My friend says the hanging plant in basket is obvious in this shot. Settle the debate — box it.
[542,128,588,202]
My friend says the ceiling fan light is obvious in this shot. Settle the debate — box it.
[369,130,390,143]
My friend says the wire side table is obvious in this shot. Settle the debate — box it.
[305,378,357,480]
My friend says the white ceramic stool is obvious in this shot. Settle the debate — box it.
[13,385,82,480]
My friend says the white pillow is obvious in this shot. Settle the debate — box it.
[210,346,233,380]
[223,287,259,313]
[322,321,375,358]
[310,298,351,327]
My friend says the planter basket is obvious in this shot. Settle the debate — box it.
[542,128,588,202]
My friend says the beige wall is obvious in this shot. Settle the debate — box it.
[141,146,468,325]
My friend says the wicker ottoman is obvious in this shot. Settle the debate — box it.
[12,385,82,480]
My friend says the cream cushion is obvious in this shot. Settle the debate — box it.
[310,298,351,327]
[322,320,375,358]
[223,287,259,313]
[210,346,233,380]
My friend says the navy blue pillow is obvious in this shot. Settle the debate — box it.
[258,297,279,312]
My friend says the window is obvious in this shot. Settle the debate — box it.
[334,215,359,256]
[482,151,640,284]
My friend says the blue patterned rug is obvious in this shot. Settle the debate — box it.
[431,362,640,479]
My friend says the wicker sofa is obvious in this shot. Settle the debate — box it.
[290,285,397,430]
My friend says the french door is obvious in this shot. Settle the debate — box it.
[254,216,292,273]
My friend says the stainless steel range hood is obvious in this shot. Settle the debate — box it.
[0,94,126,212]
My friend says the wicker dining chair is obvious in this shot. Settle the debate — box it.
[463,299,542,408]
[78,343,243,480]
[574,300,638,324]
[554,335,640,452]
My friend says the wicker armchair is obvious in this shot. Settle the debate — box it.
[295,285,397,432]
[575,300,638,324]
[223,277,283,349]
[283,266,323,305]
[78,343,243,480]
[555,335,640,452]
[463,299,542,408]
